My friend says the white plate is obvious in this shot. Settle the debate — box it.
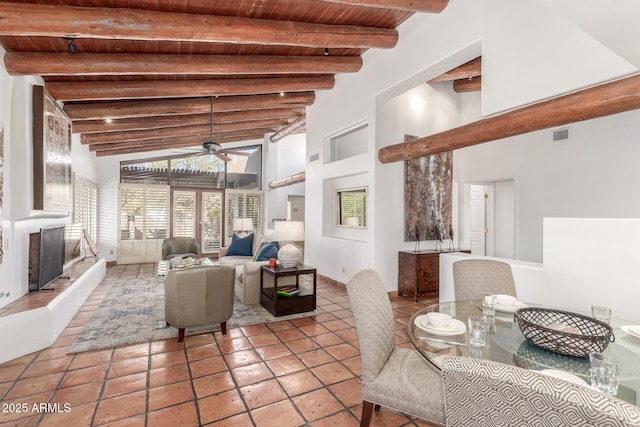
[495,300,528,313]
[538,369,590,387]
[414,315,467,336]
[621,325,640,339]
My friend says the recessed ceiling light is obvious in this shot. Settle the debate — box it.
[105,118,113,124]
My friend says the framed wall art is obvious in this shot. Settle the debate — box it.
[32,85,72,212]
[404,135,453,243]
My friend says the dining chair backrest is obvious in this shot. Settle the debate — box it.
[347,269,396,383]
[346,269,445,426]
[441,356,640,427]
[452,259,516,301]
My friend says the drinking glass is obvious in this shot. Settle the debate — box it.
[589,352,621,395]
[468,316,487,347]
[591,305,612,324]
[483,293,496,316]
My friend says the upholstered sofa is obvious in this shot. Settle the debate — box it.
[219,233,275,305]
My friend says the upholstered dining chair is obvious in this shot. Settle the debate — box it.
[346,269,445,427]
[164,264,235,343]
[441,355,640,427]
[161,236,201,260]
[452,259,517,301]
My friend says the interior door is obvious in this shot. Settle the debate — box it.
[469,185,486,255]
[172,189,223,255]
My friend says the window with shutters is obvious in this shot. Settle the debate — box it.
[337,187,367,229]
[118,184,169,263]
[225,190,264,245]
[73,175,98,245]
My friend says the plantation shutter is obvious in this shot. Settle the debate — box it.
[118,183,169,263]
[73,175,98,246]
[172,190,196,238]
[225,189,264,245]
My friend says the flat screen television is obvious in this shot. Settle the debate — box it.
[33,225,66,291]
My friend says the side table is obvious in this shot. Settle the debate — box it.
[260,264,317,317]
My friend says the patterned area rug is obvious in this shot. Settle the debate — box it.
[69,275,318,353]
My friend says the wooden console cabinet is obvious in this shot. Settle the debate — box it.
[398,250,466,302]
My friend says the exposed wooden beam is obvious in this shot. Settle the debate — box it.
[73,108,305,134]
[4,52,363,76]
[270,116,307,142]
[318,0,448,13]
[453,76,481,93]
[269,172,306,189]
[82,118,289,145]
[0,2,398,49]
[64,92,315,121]
[428,57,482,83]
[48,76,335,101]
[93,131,271,156]
[378,74,640,163]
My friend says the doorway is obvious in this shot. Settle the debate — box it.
[171,188,224,255]
[288,195,305,222]
[466,180,515,259]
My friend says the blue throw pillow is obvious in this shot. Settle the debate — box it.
[226,233,254,256]
[255,242,280,261]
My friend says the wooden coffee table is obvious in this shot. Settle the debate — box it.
[260,264,317,317]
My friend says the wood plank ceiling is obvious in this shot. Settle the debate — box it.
[0,0,448,157]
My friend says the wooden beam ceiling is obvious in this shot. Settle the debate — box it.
[0,0,451,155]
[378,74,640,163]
[319,0,448,13]
[63,93,316,121]
[0,2,398,49]
[74,108,305,134]
[47,76,336,102]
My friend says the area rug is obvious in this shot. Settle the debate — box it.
[68,275,318,353]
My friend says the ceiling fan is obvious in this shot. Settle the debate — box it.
[179,96,251,162]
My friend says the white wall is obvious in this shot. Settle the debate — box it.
[305,0,640,290]
[264,133,305,231]
[0,46,98,307]
[439,218,640,324]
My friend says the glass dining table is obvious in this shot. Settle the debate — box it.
[407,300,640,406]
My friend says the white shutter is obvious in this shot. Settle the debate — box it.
[172,190,196,237]
[118,183,170,263]
[202,191,223,252]
[73,175,98,248]
[225,189,264,245]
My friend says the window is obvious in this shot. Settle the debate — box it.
[337,187,367,228]
[73,175,98,247]
[119,184,169,241]
[326,122,368,163]
[225,190,264,244]
[119,145,262,190]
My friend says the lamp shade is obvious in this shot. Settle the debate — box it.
[273,221,304,242]
[233,218,254,232]
[343,217,359,227]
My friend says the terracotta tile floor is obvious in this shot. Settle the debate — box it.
[0,262,439,426]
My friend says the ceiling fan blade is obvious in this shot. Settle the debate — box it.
[220,149,250,156]
[215,152,232,162]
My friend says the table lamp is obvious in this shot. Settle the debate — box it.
[233,218,254,237]
[274,221,304,267]
[343,216,359,227]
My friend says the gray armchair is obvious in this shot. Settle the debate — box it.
[452,259,517,301]
[441,355,640,426]
[161,237,201,260]
[164,265,235,343]
[346,269,445,426]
